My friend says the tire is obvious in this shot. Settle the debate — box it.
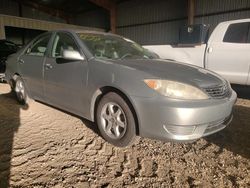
[96,92,137,147]
[14,76,31,105]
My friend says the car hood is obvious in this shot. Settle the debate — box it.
[109,59,225,88]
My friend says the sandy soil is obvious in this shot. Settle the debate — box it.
[0,83,249,188]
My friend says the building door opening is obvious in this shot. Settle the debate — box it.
[5,26,46,47]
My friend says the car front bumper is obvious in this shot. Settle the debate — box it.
[131,90,237,142]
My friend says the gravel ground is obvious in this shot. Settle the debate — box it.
[0,83,249,188]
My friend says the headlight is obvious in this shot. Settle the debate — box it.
[144,79,209,100]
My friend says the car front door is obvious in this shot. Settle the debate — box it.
[18,33,52,100]
[206,22,250,85]
[44,32,88,116]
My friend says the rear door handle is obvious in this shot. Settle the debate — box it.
[45,63,53,69]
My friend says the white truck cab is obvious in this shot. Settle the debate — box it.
[145,19,250,85]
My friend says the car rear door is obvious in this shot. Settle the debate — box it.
[205,22,250,85]
[43,32,88,116]
[18,33,52,100]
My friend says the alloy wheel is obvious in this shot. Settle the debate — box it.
[100,102,127,139]
[15,79,25,101]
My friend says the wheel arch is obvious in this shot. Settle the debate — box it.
[91,86,140,135]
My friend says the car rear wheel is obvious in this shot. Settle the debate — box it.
[96,92,137,147]
[14,76,31,105]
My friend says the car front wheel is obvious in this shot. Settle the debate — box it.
[14,76,31,105]
[96,92,137,147]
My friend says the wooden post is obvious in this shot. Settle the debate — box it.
[188,0,195,25]
[88,0,117,33]
[110,6,116,33]
[18,2,23,17]
[15,0,71,24]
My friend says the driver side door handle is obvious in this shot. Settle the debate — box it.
[18,59,24,64]
[45,63,53,69]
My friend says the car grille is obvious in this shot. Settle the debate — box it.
[203,83,231,99]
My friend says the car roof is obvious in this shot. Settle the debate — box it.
[51,29,122,38]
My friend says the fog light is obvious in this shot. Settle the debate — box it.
[163,124,196,136]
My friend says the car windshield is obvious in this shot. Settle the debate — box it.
[78,33,158,60]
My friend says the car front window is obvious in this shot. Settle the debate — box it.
[51,33,80,58]
[78,33,158,60]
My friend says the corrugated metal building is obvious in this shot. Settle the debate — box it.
[195,0,250,35]
[0,14,103,44]
[116,0,250,45]
[0,0,250,45]
[117,0,187,45]
[0,0,107,45]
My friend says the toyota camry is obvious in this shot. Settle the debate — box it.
[5,30,237,147]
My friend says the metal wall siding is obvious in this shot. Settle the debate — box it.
[0,0,19,16]
[195,10,250,34]
[195,0,250,35]
[0,14,103,39]
[0,0,66,23]
[74,10,109,30]
[117,20,186,45]
[22,5,66,23]
[117,0,250,45]
[195,0,250,15]
[117,0,187,45]
[117,0,187,26]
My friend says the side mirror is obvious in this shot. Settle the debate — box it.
[62,49,84,61]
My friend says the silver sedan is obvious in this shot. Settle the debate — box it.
[5,30,237,147]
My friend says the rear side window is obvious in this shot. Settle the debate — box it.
[223,22,250,43]
[26,34,51,56]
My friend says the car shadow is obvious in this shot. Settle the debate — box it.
[231,84,250,100]
[205,86,250,159]
[0,88,29,188]
[37,86,250,160]
[80,118,101,137]
[36,100,101,138]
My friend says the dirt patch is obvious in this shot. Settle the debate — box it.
[0,83,249,187]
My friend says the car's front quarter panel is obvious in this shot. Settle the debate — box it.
[88,59,159,97]
[130,90,237,142]
[86,59,237,142]
[85,59,160,121]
